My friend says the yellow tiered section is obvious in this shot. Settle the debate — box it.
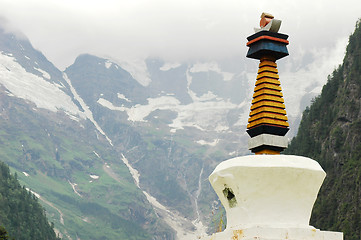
[247,57,289,130]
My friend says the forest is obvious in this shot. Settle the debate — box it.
[0,161,59,240]
[285,19,361,240]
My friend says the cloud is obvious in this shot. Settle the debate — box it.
[282,36,348,117]
[0,0,360,71]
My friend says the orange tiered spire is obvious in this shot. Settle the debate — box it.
[248,57,289,130]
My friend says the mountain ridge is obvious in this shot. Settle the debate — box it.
[0,19,355,239]
[285,19,361,240]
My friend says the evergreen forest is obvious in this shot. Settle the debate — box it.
[285,19,361,240]
[0,161,60,240]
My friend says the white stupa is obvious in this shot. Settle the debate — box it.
[200,13,343,240]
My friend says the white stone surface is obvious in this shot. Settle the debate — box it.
[248,134,288,150]
[202,154,343,240]
[209,155,325,229]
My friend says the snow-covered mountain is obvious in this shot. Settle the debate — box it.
[0,24,330,239]
[65,54,250,153]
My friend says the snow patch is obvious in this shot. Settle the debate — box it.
[0,53,84,118]
[98,93,237,133]
[63,73,113,146]
[90,174,99,180]
[34,67,51,80]
[121,153,140,188]
[160,62,181,71]
[142,191,168,211]
[190,62,234,81]
[120,153,207,239]
[68,181,82,197]
[26,188,40,198]
[105,60,112,69]
[229,151,237,156]
[64,112,81,122]
[117,93,131,102]
[196,139,219,146]
[22,171,29,177]
[93,151,101,159]
[117,59,151,86]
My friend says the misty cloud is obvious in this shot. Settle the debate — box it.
[0,0,359,70]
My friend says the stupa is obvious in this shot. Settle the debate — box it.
[199,13,343,240]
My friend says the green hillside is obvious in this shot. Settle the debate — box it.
[0,90,172,239]
[285,19,361,240]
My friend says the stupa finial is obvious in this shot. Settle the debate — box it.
[254,12,282,33]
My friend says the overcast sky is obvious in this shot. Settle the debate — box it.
[1,0,360,71]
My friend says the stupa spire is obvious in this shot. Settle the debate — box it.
[246,12,289,154]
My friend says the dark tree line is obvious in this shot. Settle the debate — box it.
[0,161,60,240]
[286,19,361,240]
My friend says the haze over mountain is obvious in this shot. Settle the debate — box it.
[0,9,360,240]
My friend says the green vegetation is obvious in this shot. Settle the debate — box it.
[285,19,361,240]
[0,161,59,240]
[0,95,170,239]
[0,225,10,240]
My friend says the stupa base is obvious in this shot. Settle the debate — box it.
[201,226,343,240]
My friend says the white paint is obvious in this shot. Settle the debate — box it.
[210,155,325,229]
[201,155,343,240]
[248,134,288,150]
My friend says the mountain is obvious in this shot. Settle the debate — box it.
[285,19,361,240]
[0,161,59,240]
[0,23,253,238]
[0,27,173,240]
[0,19,345,239]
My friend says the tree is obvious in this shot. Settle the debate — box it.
[0,226,9,240]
